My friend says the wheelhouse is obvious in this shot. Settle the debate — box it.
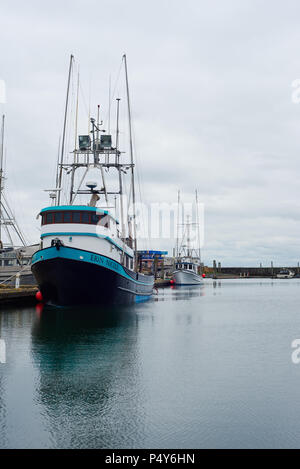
[175,262,198,272]
[40,206,118,229]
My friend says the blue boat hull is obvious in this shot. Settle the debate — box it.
[31,246,154,306]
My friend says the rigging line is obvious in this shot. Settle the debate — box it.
[0,115,4,244]
[132,124,150,248]
[3,149,29,245]
[0,119,29,246]
[179,224,188,255]
[128,102,146,214]
[176,190,180,258]
[62,62,76,205]
[2,192,28,246]
[103,58,124,128]
[55,136,61,192]
[79,80,89,117]
[3,219,13,246]
[108,74,111,133]
[195,189,202,265]
[123,54,138,267]
[74,68,80,151]
[1,198,26,246]
[2,192,27,242]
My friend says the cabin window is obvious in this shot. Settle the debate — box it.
[72,212,81,223]
[189,264,193,270]
[184,264,187,269]
[81,212,90,224]
[46,212,53,224]
[54,212,63,223]
[41,210,110,226]
[63,211,72,223]
[130,258,133,270]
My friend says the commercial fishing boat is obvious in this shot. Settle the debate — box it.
[172,191,203,286]
[31,55,154,306]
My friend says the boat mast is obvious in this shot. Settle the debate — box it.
[186,214,191,258]
[116,98,125,249]
[195,189,202,265]
[176,189,180,259]
[0,115,4,245]
[74,69,80,151]
[123,54,137,268]
[57,54,74,206]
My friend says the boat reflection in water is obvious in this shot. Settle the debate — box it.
[162,284,205,301]
[30,306,145,449]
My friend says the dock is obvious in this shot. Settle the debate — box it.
[154,278,171,287]
[0,281,171,306]
[0,286,38,305]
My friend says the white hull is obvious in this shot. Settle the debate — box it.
[173,270,203,285]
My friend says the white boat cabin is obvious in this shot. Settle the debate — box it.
[175,260,199,273]
[40,205,134,270]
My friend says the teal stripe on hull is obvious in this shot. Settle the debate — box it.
[32,246,152,286]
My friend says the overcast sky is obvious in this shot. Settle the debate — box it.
[1,0,300,266]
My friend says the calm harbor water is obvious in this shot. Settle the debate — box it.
[1,278,300,449]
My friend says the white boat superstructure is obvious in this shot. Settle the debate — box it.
[276,269,294,279]
[40,206,134,270]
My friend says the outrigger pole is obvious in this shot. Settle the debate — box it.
[0,115,4,245]
[123,54,138,269]
[57,54,74,206]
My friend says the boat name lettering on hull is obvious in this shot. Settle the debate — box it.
[90,254,120,272]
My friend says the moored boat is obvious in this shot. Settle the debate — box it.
[172,191,203,286]
[173,260,203,285]
[31,55,154,306]
[276,269,294,279]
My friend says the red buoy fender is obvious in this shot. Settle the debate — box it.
[36,290,43,302]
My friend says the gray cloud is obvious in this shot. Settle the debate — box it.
[1,0,300,265]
